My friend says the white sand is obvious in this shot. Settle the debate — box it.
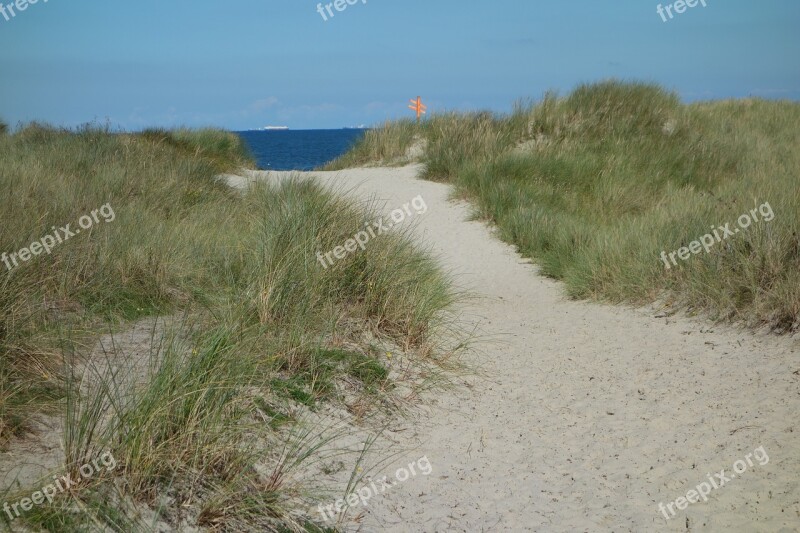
[229,164,800,532]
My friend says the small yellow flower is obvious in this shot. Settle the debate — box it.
[386,352,392,359]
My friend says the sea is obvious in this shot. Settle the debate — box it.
[235,129,368,171]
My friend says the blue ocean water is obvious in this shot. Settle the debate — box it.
[235,129,368,171]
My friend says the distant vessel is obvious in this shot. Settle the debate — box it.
[261,126,289,131]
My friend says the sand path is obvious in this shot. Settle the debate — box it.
[230,165,800,532]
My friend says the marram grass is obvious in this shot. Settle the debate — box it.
[333,80,800,332]
[0,122,461,531]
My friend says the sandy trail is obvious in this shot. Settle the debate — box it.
[230,165,800,532]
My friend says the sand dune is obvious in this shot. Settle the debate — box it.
[231,164,800,532]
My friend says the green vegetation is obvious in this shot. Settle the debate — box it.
[320,119,419,169]
[330,80,800,332]
[0,123,459,530]
[139,127,255,170]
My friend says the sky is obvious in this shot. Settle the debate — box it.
[0,0,797,130]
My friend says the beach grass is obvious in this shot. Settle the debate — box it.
[0,123,460,530]
[333,80,800,332]
[320,119,419,169]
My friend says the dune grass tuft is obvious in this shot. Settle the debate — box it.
[0,123,460,530]
[321,119,419,169]
[332,80,800,332]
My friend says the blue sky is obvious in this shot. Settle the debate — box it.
[0,0,797,130]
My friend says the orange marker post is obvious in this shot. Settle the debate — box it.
[408,96,427,122]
